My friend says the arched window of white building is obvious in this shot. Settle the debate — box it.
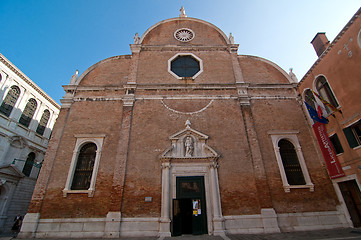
[0,86,20,117]
[19,98,37,127]
[36,109,50,135]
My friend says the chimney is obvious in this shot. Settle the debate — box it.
[311,32,330,57]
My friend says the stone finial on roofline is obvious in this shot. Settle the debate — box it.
[179,6,187,17]
[229,33,235,44]
[69,69,79,84]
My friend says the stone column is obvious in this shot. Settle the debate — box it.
[209,160,225,235]
[159,161,171,237]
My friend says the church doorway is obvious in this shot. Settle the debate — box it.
[172,176,208,236]
[338,180,361,227]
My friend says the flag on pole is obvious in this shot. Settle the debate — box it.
[310,90,341,114]
[304,102,329,124]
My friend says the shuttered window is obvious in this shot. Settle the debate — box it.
[343,120,361,149]
[329,134,344,154]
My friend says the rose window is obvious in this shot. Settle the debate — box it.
[174,28,195,42]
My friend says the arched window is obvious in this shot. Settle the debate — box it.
[71,143,97,190]
[304,89,316,110]
[36,109,50,135]
[0,86,20,117]
[316,76,339,111]
[23,152,35,177]
[19,98,37,127]
[278,139,306,185]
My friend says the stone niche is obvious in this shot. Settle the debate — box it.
[161,120,219,160]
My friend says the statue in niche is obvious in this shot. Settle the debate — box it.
[133,33,140,44]
[184,136,194,157]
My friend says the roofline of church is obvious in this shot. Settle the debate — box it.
[0,53,60,110]
[298,7,361,86]
[139,17,231,45]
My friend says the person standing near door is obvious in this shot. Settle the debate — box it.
[11,213,23,237]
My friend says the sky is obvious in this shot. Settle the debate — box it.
[0,1,360,104]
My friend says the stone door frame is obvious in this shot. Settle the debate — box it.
[159,160,224,237]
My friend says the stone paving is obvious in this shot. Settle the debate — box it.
[1,228,361,240]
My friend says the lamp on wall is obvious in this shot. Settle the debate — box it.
[12,158,43,168]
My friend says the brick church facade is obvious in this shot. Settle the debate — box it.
[20,9,350,238]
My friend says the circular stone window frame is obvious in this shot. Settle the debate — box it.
[168,53,203,80]
[174,28,195,42]
[358,28,361,49]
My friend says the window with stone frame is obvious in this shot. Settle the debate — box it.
[171,55,200,78]
[343,120,361,149]
[316,76,339,112]
[19,98,37,127]
[168,53,203,80]
[23,152,35,177]
[269,131,314,192]
[0,85,20,117]
[63,134,105,197]
[36,109,50,135]
[278,139,306,185]
[71,143,97,190]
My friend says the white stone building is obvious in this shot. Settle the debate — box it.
[0,53,60,234]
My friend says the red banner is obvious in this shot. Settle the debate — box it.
[312,122,345,179]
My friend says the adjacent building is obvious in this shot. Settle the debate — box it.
[298,7,361,228]
[19,9,351,238]
[0,53,60,233]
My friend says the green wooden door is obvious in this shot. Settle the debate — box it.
[172,176,208,235]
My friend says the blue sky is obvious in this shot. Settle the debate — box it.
[0,1,360,104]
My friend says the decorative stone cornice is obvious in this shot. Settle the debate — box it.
[140,45,229,52]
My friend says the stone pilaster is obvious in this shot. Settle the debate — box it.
[159,161,171,237]
[240,104,273,209]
